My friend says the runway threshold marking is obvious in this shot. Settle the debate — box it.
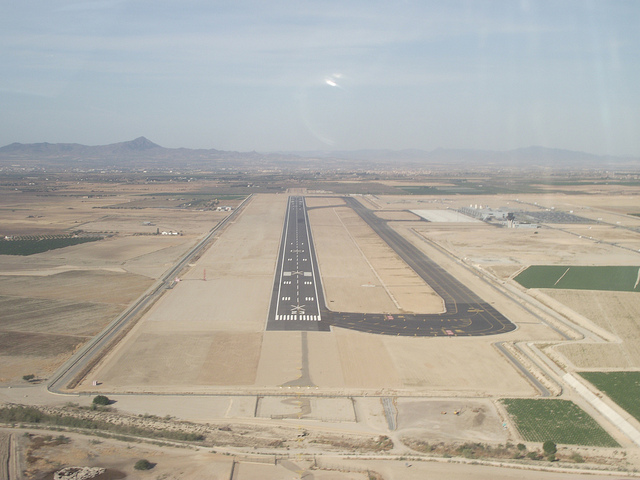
[268,195,515,337]
[267,196,326,331]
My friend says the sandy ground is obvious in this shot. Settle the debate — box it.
[411,223,639,270]
[14,426,629,480]
[396,398,509,443]
[317,457,636,480]
[308,201,443,314]
[0,184,235,384]
[3,186,640,478]
[82,193,536,397]
[545,290,640,368]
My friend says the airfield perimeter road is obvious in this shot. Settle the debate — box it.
[268,195,516,337]
[47,195,254,393]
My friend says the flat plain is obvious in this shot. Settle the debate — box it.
[0,182,238,383]
[3,175,640,477]
[3,182,639,396]
[80,193,538,397]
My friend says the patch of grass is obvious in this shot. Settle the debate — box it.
[398,186,443,195]
[92,395,110,406]
[0,236,101,256]
[501,399,619,447]
[398,181,533,195]
[134,459,153,470]
[514,265,640,292]
[139,193,245,200]
[580,371,640,422]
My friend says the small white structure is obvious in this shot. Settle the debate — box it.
[411,210,481,223]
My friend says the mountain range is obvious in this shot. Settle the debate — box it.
[1,137,638,172]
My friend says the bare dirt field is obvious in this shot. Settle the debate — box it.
[0,270,154,383]
[396,398,508,443]
[308,199,443,314]
[373,210,421,221]
[4,183,640,478]
[545,290,640,369]
[0,182,236,384]
[411,223,638,271]
[82,193,536,397]
[18,426,620,480]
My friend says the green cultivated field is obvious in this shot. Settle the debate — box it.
[514,265,640,292]
[0,237,101,256]
[502,399,619,447]
[580,372,640,422]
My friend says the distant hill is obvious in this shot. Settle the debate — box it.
[0,137,277,171]
[0,137,638,172]
[0,136,161,156]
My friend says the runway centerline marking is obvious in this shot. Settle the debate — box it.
[267,195,515,336]
[267,196,327,331]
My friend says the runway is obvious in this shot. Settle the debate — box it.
[267,196,516,336]
[266,196,330,331]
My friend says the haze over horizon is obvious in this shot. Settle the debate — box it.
[2,1,639,156]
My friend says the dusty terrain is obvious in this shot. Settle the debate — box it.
[2,178,640,478]
[2,413,636,480]
[546,290,640,368]
[0,183,237,384]
[75,187,640,398]
[80,193,538,396]
[368,193,640,377]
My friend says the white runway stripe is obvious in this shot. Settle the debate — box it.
[275,314,321,321]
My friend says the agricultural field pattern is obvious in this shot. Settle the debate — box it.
[515,265,640,292]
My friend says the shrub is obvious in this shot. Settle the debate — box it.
[92,395,110,406]
[517,443,526,451]
[460,448,475,458]
[22,374,35,382]
[571,452,585,463]
[134,459,153,470]
[543,440,557,456]
[55,435,71,444]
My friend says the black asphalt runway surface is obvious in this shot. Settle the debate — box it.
[266,196,331,331]
[267,196,515,337]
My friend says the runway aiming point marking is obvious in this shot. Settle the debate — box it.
[269,195,515,336]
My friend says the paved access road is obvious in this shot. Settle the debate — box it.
[268,196,515,337]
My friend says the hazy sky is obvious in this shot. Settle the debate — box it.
[1,1,639,155]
